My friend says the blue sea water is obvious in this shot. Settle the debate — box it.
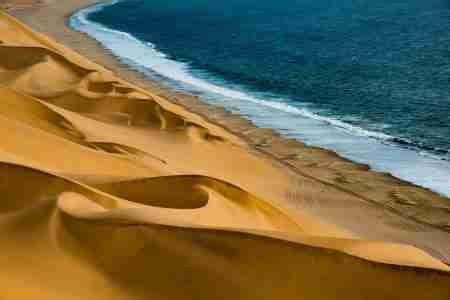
[70,0,450,196]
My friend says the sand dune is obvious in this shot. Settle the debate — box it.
[0,8,449,299]
[0,162,449,300]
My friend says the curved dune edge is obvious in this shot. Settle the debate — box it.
[0,7,449,299]
[1,160,449,273]
[0,161,448,299]
[0,10,243,144]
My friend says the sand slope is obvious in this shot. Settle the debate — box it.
[0,9,449,299]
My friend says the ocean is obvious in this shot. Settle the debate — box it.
[70,0,450,196]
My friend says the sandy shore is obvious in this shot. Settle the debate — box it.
[0,0,449,298]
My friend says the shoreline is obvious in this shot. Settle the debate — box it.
[5,0,450,262]
[68,0,450,197]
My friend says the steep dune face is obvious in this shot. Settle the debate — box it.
[0,88,160,179]
[0,10,449,299]
[0,163,449,300]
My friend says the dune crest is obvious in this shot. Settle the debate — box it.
[0,9,448,299]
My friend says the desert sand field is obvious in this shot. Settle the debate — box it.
[0,3,449,299]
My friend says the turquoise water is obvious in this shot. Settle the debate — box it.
[70,0,450,196]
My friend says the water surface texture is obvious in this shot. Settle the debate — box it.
[71,0,450,196]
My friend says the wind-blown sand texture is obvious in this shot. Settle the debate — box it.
[0,5,449,299]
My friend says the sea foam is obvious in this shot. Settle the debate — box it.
[70,2,450,197]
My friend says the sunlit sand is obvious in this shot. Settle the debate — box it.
[0,5,448,299]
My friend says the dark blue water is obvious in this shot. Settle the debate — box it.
[88,0,450,156]
[70,0,450,195]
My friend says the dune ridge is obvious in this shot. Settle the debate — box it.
[0,7,449,299]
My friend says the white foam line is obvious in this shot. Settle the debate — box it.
[70,2,395,141]
[69,2,450,197]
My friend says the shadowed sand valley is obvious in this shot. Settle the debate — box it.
[0,3,449,299]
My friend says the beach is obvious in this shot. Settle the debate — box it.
[0,0,449,298]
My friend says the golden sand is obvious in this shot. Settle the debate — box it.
[0,3,449,299]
